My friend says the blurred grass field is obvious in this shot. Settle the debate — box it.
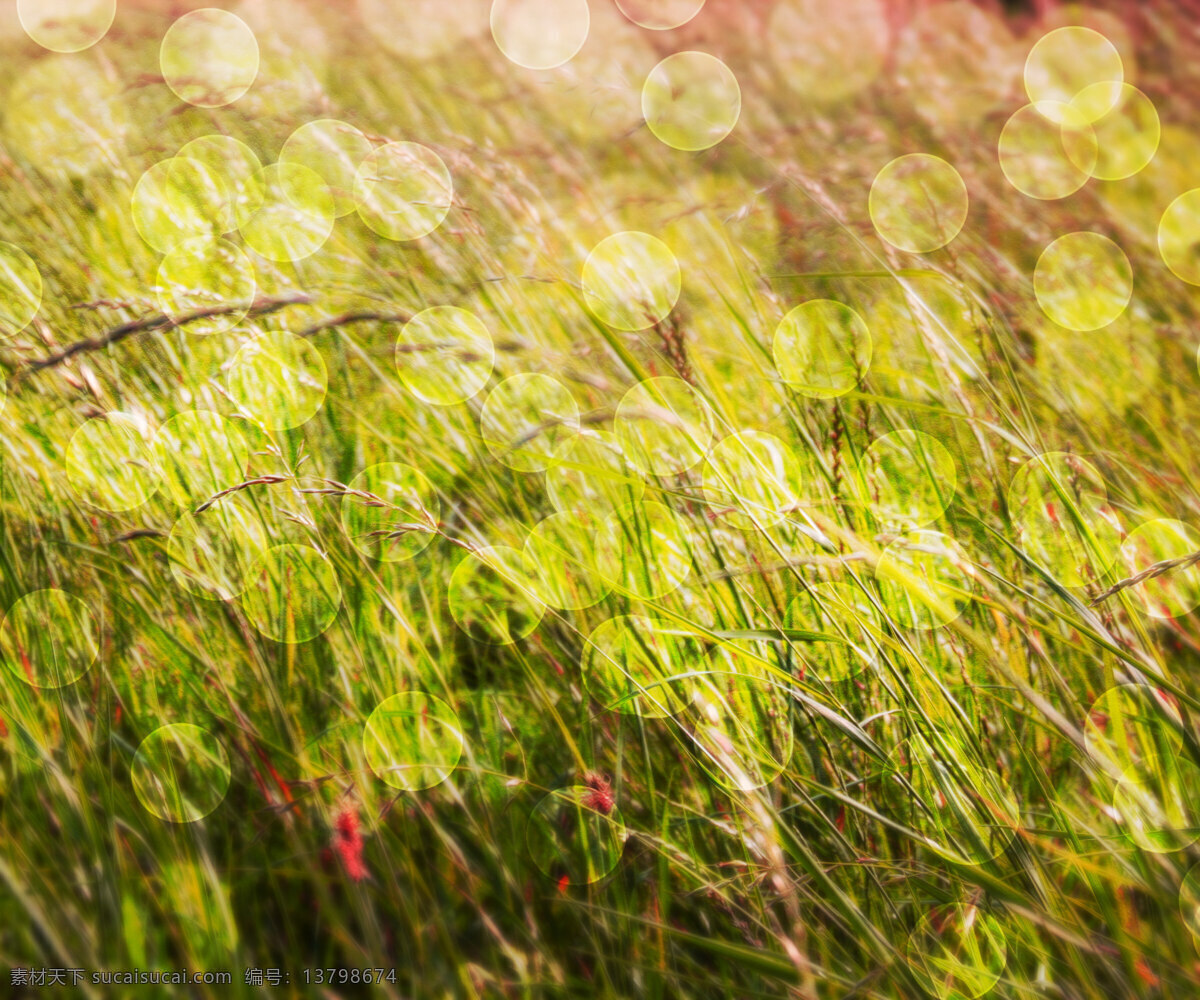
[4,0,1200,997]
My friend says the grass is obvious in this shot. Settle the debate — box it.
[2,0,1200,997]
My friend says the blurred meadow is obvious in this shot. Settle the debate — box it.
[2,0,1200,997]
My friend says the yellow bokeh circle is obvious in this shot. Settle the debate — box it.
[1181,863,1200,942]
[545,430,645,515]
[614,376,713,478]
[160,8,260,108]
[786,581,885,684]
[1006,452,1121,589]
[581,231,681,331]
[280,119,374,218]
[595,499,692,600]
[1158,190,1200,286]
[1024,26,1123,125]
[168,495,271,602]
[583,615,698,718]
[616,0,704,31]
[998,102,1097,201]
[860,428,957,529]
[905,905,1008,1000]
[526,785,626,885]
[240,543,342,643]
[869,154,968,253]
[0,242,43,339]
[642,51,741,152]
[1117,518,1200,619]
[523,510,610,611]
[396,306,495,406]
[131,723,231,823]
[1085,684,1183,772]
[479,373,580,473]
[177,134,262,222]
[447,545,545,645]
[702,430,802,529]
[1065,83,1159,182]
[131,157,233,255]
[772,299,871,398]
[152,410,250,509]
[490,0,590,70]
[17,0,114,53]
[1033,231,1131,331]
[354,141,454,242]
[65,411,160,513]
[225,330,328,431]
[236,163,336,263]
[364,692,464,791]
[1,589,98,689]
[876,529,972,630]
[340,462,440,563]
[1112,753,1200,853]
[155,237,256,334]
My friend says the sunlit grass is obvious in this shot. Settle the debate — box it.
[1,2,1199,998]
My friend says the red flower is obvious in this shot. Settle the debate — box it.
[333,807,368,883]
[581,772,615,816]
